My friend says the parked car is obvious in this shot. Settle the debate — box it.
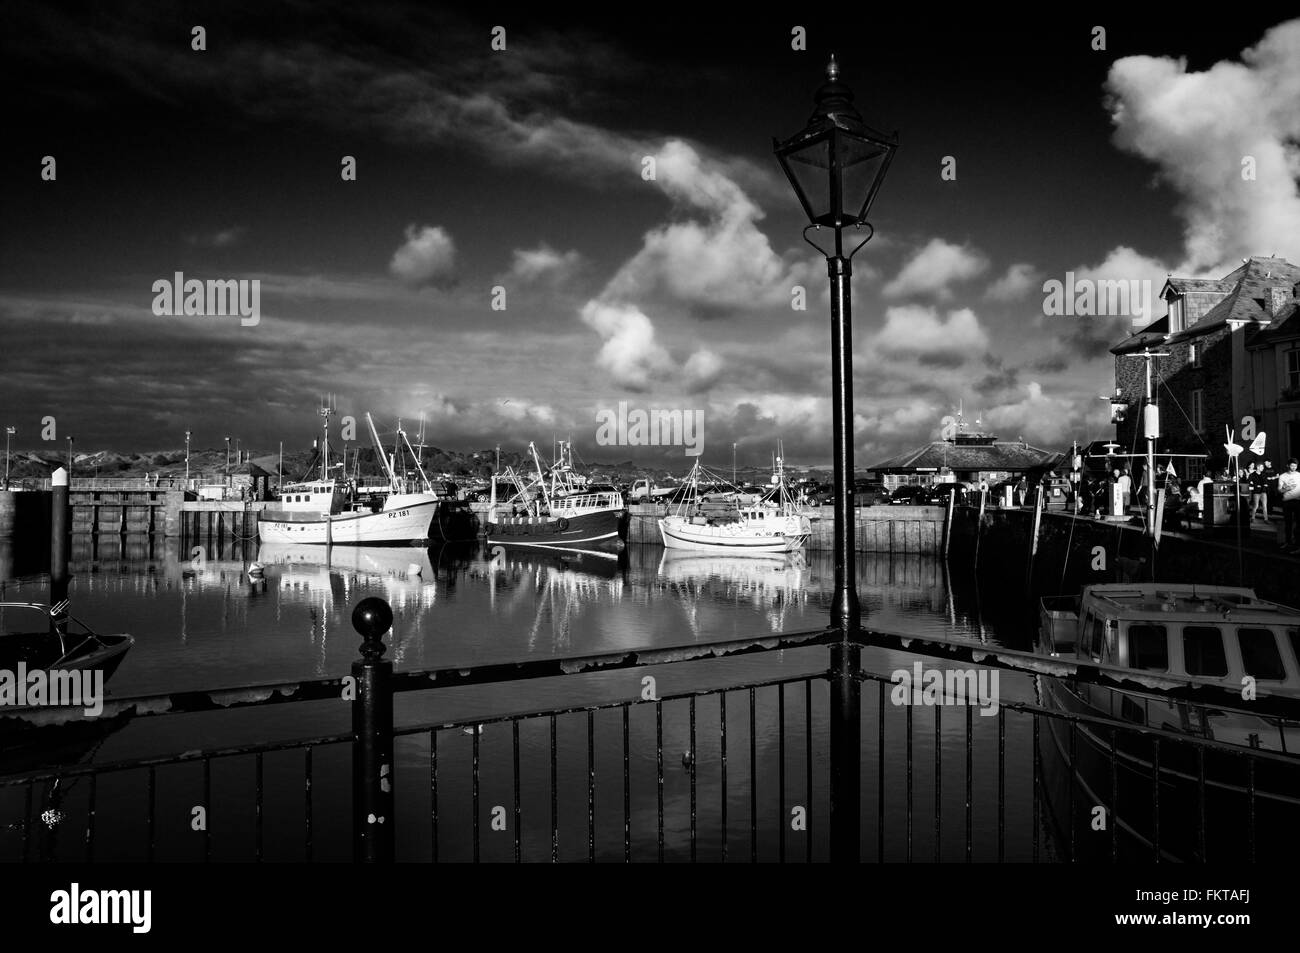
[853,479,891,506]
[924,483,966,506]
[888,485,928,505]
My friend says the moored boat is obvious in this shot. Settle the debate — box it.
[1035,582,1300,861]
[658,455,811,554]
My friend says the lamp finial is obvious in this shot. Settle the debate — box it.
[827,55,839,81]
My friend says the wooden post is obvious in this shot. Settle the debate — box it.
[50,467,69,616]
[943,489,955,557]
[1027,483,1045,586]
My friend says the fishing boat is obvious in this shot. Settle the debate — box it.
[658,454,811,554]
[1035,582,1300,861]
[486,441,627,553]
[258,409,453,545]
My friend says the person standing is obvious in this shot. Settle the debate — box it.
[1263,461,1279,517]
[1280,459,1300,551]
[1196,470,1214,520]
[1249,462,1268,520]
[1116,467,1132,514]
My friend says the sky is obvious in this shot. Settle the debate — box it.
[2,4,1298,469]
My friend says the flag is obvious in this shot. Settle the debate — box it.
[1165,460,1176,476]
[1249,432,1267,455]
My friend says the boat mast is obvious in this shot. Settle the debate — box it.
[398,426,435,493]
[529,442,552,513]
[318,400,334,483]
[365,413,400,491]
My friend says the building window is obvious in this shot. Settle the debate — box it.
[1191,389,1204,432]
[1287,349,1300,391]
[1188,342,1199,367]
[1169,296,1184,333]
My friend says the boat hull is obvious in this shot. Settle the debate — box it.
[487,509,626,552]
[1037,675,1300,862]
[658,515,810,554]
[258,499,440,545]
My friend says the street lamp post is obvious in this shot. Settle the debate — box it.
[185,430,191,488]
[4,426,13,490]
[775,55,896,634]
[775,56,897,863]
[225,436,231,479]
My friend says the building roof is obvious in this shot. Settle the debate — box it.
[869,439,1063,474]
[1115,257,1300,354]
[1162,276,1232,295]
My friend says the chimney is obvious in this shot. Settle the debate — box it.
[1268,285,1290,316]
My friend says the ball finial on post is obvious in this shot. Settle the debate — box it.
[352,597,393,660]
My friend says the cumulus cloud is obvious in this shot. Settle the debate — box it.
[579,301,673,391]
[872,305,989,367]
[1057,245,1170,354]
[510,245,584,283]
[1104,19,1300,270]
[985,262,1041,301]
[984,381,1085,446]
[883,239,989,300]
[389,225,456,289]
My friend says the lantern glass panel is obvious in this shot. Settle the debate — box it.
[782,136,831,223]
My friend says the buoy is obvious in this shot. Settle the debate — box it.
[247,561,264,577]
[682,750,693,768]
[407,562,422,576]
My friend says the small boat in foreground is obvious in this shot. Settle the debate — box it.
[1035,582,1300,861]
[0,602,133,687]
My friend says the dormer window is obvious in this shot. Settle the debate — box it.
[1168,295,1185,332]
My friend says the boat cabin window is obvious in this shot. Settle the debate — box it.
[1086,612,1107,662]
[1290,628,1300,672]
[1238,627,1286,681]
[1182,626,1228,677]
[1127,623,1168,672]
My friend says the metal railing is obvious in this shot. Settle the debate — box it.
[1,601,1296,862]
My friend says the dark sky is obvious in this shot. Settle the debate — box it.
[2,3,1297,467]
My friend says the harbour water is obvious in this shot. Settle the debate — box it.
[1,537,1052,862]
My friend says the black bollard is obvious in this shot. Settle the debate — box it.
[50,467,69,623]
[351,597,395,862]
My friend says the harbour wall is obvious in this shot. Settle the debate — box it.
[948,506,1299,607]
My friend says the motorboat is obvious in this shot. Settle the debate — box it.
[1035,582,1300,861]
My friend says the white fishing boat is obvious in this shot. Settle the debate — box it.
[258,409,443,545]
[658,454,811,554]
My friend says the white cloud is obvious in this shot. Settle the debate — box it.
[186,226,246,249]
[872,305,989,366]
[985,262,1041,301]
[579,301,673,391]
[682,349,723,391]
[1105,19,1300,270]
[510,245,583,283]
[883,239,989,300]
[389,225,456,289]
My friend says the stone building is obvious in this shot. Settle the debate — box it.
[1111,256,1300,480]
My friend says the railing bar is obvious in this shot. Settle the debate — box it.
[203,757,212,863]
[997,706,1005,864]
[430,729,439,863]
[965,701,972,863]
[513,720,522,864]
[656,699,665,864]
[777,685,785,864]
[1197,745,1206,862]
[1151,738,1159,863]
[690,695,697,864]
[21,782,31,863]
[588,709,595,864]
[623,705,631,863]
[255,751,264,863]
[721,690,728,863]
[147,765,157,863]
[805,678,812,864]
[906,702,913,863]
[550,714,558,863]
[473,725,481,863]
[1246,755,1255,863]
[749,687,757,863]
[1032,714,1040,863]
[933,704,941,863]
[1068,720,1077,863]
[84,773,96,862]
[1109,731,1119,863]
[304,747,313,864]
[877,682,885,863]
